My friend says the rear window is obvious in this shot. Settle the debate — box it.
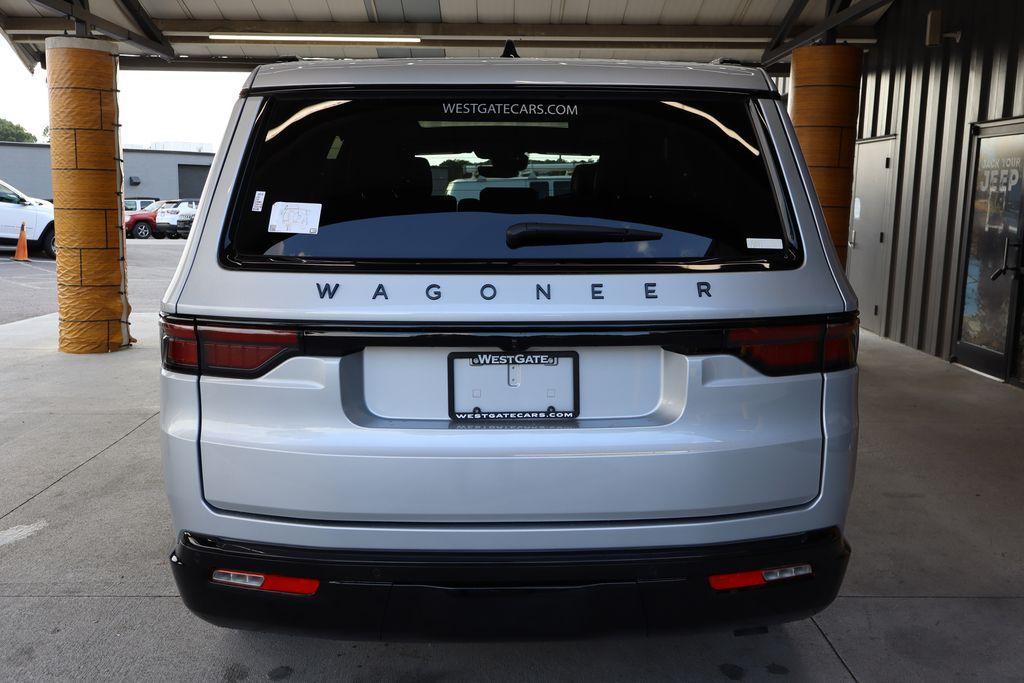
[223,91,798,271]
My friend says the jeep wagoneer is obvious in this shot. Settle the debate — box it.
[161,58,859,639]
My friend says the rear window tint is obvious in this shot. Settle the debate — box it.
[223,92,799,270]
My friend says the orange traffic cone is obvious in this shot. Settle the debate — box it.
[12,222,30,262]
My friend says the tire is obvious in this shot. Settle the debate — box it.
[153,229,166,239]
[36,225,57,259]
[132,221,153,239]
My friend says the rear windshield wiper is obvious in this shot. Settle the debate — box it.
[506,222,663,249]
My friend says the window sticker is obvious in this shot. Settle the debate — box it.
[268,201,321,235]
[252,190,266,212]
[746,238,784,250]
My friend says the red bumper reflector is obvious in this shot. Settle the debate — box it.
[709,563,812,591]
[212,569,319,595]
[709,569,767,590]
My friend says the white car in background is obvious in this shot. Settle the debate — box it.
[124,197,160,213]
[0,178,56,258]
[155,199,198,238]
[446,175,572,202]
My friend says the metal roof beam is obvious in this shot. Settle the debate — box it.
[118,55,299,71]
[109,54,793,75]
[149,19,873,42]
[120,35,780,50]
[0,11,40,70]
[112,0,172,53]
[762,0,810,61]
[13,32,812,52]
[761,0,891,66]
[25,0,173,58]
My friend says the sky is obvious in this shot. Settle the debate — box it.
[0,38,248,148]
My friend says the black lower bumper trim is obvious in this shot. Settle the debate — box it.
[170,527,849,640]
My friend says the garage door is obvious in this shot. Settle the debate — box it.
[177,164,209,198]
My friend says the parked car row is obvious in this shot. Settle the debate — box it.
[0,182,197,256]
[124,198,198,239]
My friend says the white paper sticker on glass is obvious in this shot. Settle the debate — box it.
[745,238,784,250]
[268,202,321,234]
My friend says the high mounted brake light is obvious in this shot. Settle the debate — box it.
[160,319,300,377]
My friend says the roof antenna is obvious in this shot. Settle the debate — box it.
[501,40,520,58]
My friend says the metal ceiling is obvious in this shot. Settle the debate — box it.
[0,0,892,72]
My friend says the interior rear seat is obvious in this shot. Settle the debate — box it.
[325,154,454,221]
[479,187,537,212]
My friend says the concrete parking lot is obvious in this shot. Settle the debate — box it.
[1,241,1023,680]
[0,239,185,325]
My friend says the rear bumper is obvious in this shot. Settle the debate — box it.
[170,526,849,640]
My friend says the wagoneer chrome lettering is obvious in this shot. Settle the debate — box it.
[315,280,713,302]
[162,58,858,639]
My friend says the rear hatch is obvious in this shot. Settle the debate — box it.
[170,87,852,524]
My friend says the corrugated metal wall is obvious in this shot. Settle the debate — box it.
[857,0,1024,358]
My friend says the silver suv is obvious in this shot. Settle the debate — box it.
[161,58,859,639]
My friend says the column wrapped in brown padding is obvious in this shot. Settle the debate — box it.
[45,37,132,353]
[788,44,862,267]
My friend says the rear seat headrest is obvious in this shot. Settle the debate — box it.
[479,187,536,211]
[350,154,432,199]
[396,156,433,198]
[570,163,598,197]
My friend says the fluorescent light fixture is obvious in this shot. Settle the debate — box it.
[209,33,421,43]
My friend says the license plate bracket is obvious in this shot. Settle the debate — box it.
[447,351,580,421]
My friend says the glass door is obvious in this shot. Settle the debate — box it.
[955,122,1024,381]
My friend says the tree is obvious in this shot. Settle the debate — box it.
[439,158,470,178]
[0,117,37,143]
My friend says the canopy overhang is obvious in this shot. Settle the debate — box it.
[0,0,891,74]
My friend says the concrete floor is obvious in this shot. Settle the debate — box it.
[1,243,1023,680]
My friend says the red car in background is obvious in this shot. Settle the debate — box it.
[124,200,164,239]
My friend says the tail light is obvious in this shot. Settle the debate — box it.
[725,318,858,376]
[709,563,813,591]
[160,320,198,372]
[212,569,319,595]
[823,319,859,372]
[161,315,858,379]
[160,319,300,377]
